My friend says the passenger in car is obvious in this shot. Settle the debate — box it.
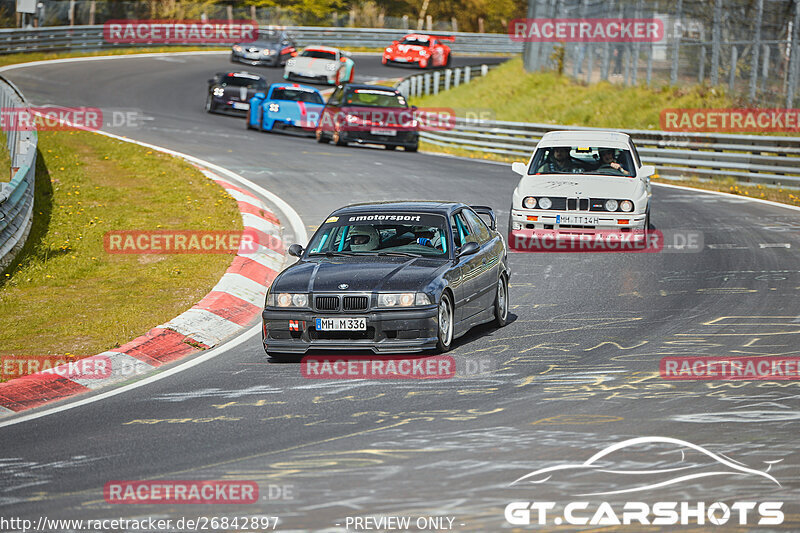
[538,147,588,173]
[596,148,630,175]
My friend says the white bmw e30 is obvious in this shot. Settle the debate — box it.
[509,130,654,239]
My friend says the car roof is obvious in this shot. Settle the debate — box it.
[269,82,321,93]
[331,201,467,216]
[537,130,632,149]
[343,84,401,93]
[217,71,265,80]
[303,45,339,53]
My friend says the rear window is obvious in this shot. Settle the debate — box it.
[301,49,336,60]
[345,89,407,108]
[270,88,323,104]
[400,37,430,46]
[220,75,267,89]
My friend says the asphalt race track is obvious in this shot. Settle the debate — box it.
[2,52,800,531]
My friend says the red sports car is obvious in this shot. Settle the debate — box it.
[382,34,454,69]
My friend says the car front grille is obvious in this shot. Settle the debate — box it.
[315,296,339,311]
[343,296,369,311]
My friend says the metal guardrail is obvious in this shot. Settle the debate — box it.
[393,66,800,187]
[0,25,522,55]
[0,75,37,273]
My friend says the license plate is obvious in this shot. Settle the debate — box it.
[557,215,599,225]
[315,317,366,331]
[371,128,397,136]
[244,53,259,59]
[231,102,249,110]
[394,57,408,62]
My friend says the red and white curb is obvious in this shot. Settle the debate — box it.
[0,167,286,415]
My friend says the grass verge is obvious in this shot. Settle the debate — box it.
[0,129,242,365]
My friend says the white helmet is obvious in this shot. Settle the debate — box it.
[349,225,380,252]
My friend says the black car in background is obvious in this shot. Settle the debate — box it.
[205,71,268,115]
[315,84,420,151]
[262,202,509,358]
[230,29,297,67]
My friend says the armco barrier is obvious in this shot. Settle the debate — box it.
[0,75,37,273]
[393,68,800,187]
[0,25,521,55]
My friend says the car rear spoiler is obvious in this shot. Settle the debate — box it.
[435,35,456,42]
[470,205,496,230]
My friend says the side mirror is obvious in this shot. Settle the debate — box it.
[207,78,215,84]
[392,40,399,45]
[639,165,655,178]
[253,92,266,99]
[411,105,418,111]
[511,161,527,176]
[456,241,480,258]
[287,243,304,257]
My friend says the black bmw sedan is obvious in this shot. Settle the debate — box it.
[262,201,510,358]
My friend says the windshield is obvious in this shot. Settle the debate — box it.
[220,76,267,89]
[257,30,281,42]
[270,88,323,104]
[345,89,407,108]
[400,37,430,46]
[529,146,636,176]
[301,49,336,60]
[306,213,449,258]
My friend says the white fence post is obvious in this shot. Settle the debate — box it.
[481,64,488,77]
[433,71,440,94]
[444,69,451,91]
[454,68,461,87]
[464,67,471,84]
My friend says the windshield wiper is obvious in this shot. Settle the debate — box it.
[377,251,423,258]
[308,251,363,257]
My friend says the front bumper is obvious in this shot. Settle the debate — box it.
[285,71,333,84]
[262,306,438,354]
[510,208,646,231]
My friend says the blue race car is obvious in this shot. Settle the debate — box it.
[247,83,325,135]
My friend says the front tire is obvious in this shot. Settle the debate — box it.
[406,142,418,152]
[332,129,347,146]
[205,95,215,113]
[492,275,509,327]
[436,293,454,353]
[316,129,329,143]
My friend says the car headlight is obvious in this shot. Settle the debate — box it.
[538,197,552,209]
[268,103,280,113]
[325,63,337,71]
[262,49,273,55]
[270,293,308,308]
[604,199,619,212]
[377,292,430,308]
[213,87,224,97]
[385,47,392,53]
[522,196,537,209]
[286,59,296,67]
[233,45,243,52]
[619,200,633,212]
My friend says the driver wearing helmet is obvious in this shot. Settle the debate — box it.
[349,225,380,252]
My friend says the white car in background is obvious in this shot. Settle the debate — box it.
[284,46,355,85]
[508,131,654,238]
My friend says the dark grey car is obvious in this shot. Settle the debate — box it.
[262,201,510,358]
[231,30,297,67]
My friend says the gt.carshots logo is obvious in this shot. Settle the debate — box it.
[505,437,785,526]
